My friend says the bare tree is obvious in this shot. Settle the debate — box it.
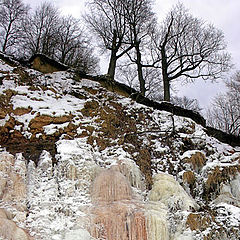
[117,58,162,99]
[0,0,29,54]
[67,43,99,74]
[207,72,240,136]
[56,16,84,64]
[122,0,156,95]
[172,96,202,113]
[22,1,59,57]
[152,3,231,102]
[56,15,99,73]
[84,0,133,79]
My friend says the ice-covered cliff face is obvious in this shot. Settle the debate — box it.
[0,58,240,240]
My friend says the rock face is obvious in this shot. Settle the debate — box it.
[28,54,69,73]
[0,58,240,239]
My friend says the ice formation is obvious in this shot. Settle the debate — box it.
[213,173,240,207]
[148,173,199,211]
[0,218,30,240]
[145,203,169,240]
[0,153,31,240]
[64,229,92,240]
[90,166,148,239]
[91,167,132,203]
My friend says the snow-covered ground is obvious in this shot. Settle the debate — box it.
[0,59,239,239]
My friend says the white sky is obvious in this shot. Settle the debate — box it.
[23,0,240,110]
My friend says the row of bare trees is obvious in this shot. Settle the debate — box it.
[207,72,240,136]
[0,0,232,100]
[85,0,231,101]
[0,0,98,73]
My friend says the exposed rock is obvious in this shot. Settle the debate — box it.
[29,114,72,131]
[13,107,32,116]
[183,171,196,186]
[0,109,6,119]
[28,54,69,73]
[29,115,55,130]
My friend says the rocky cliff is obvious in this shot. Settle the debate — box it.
[0,57,240,240]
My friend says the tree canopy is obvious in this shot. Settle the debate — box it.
[151,3,231,101]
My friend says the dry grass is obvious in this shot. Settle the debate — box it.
[184,152,206,171]
[186,212,214,231]
[183,171,196,186]
[205,165,240,194]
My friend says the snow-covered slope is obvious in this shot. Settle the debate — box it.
[0,58,240,240]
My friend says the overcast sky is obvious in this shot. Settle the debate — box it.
[23,0,240,110]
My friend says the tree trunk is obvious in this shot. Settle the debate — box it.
[163,76,170,102]
[107,30,118,80]
[2,21,13,53]
[2,37,8,53]
[107,49,117,79]
[161,47,170,102]
[135,41,146,96]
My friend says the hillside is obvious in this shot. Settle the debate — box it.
[0,57,240,240]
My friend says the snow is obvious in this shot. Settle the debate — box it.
[0,114,9,127]
[44,122,69,135]
[0,59,14,72]
[0,58,239,239]
[78,79,100,89]
[215,203,240,227]
[12,89,85,118]
[174,230,194,240]
[64,229,93,240]
[180,150,205,160]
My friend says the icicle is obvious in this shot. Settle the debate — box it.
[146,202,169,240]
[91,168,132,203]
[90,203,147,240]
[0,153,27,202]
[231,173,240,200]
[117,159,146,191]
[90,167,147,239]
[38,150,53,178]
[127,210,148,240]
